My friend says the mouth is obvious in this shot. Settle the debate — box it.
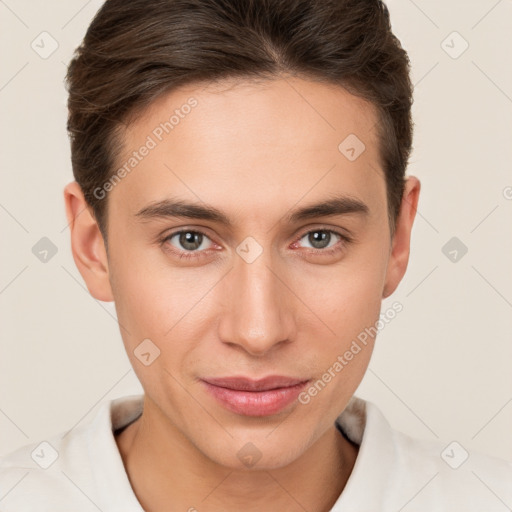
[200,376,311,417]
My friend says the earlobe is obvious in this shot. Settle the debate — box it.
[63,181,114,302]
[382,176,421,299]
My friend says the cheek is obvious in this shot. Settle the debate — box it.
[296,280,382,419]
[298,242,388,337]
[109,249,219,363]
[112,269,191,340]
[310,271,381,375]
[110,269,198,396]
[294,239,388,398]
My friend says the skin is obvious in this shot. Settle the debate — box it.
[64,76,420,512]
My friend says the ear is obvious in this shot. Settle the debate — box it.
[63,181,114,302]
[382,176,421,298]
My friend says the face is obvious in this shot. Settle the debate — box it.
[66,76,419,470]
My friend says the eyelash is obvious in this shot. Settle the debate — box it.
[160,228,353,261]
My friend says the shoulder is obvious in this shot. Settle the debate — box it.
[0,398,116,512]
[0,395,144,511]
[388,425,512,510]
[335,397,512,511]
[0,431,97,512]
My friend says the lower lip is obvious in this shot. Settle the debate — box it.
[201,381,310,417]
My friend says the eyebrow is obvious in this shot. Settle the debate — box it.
[134,195,369,226]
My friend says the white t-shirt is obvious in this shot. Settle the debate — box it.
[1,394,511,511]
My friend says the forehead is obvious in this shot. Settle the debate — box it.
[128,76,379,155]
[109,76,385,223]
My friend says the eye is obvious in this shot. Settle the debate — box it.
[164,230,214,255]
[292,228,351,255]
[160,227,352,261]
[299,229,340,250]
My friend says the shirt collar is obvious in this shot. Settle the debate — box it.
[87,395,145,512]
[332,396,397,511]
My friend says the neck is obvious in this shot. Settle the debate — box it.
[115,397,358,512]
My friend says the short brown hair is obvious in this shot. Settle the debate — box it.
[65,0,413,242]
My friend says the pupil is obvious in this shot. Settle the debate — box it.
[180,231,202,250]
[309,231,330,249]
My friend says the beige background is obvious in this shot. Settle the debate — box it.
[1,0,511,462]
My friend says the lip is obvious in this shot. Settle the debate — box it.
[201,376,310,417]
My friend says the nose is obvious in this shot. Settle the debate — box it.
[217,247,296,356]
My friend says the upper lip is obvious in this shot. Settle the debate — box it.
[202,376,310,391]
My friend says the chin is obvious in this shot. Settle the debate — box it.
[200,434,307,472]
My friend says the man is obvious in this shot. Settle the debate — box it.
[1,0,511,510]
